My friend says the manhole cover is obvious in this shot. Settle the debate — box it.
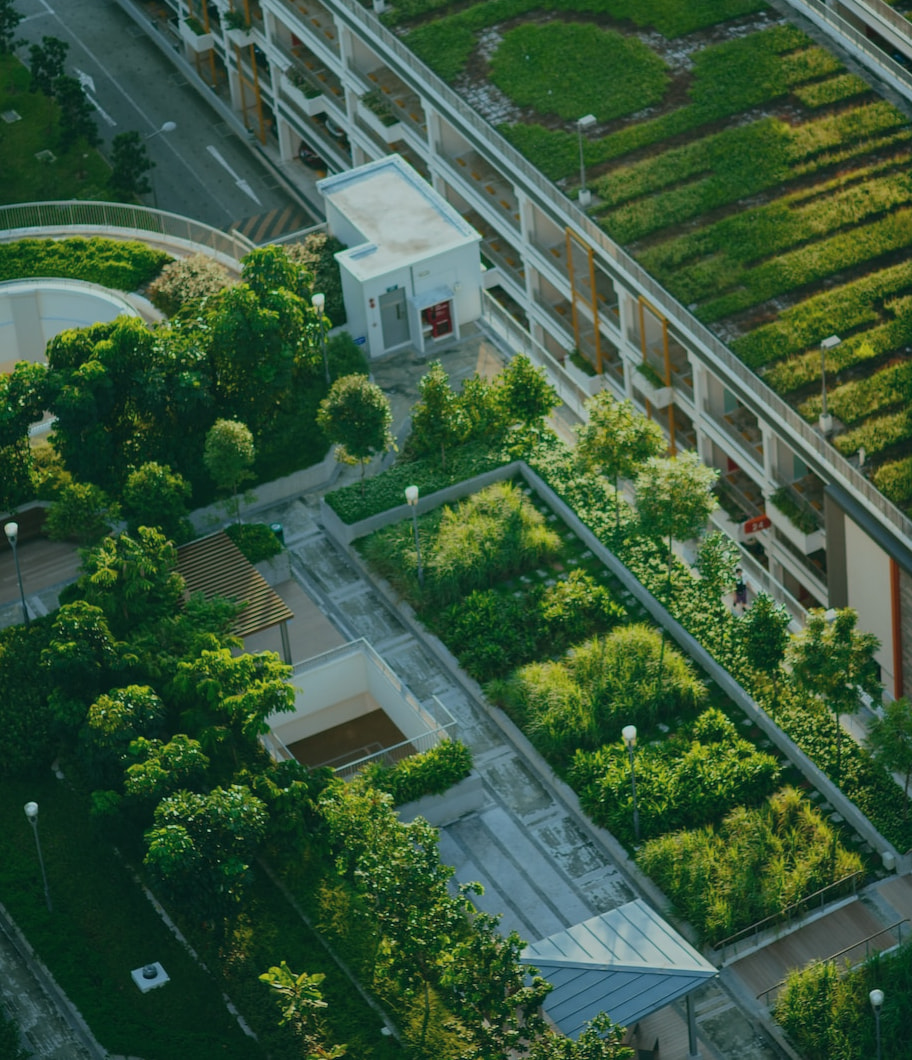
[34,149,57,163]
[2,110,21,123]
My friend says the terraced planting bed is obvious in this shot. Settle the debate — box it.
[354,477,869,945]
[389,0,912,514]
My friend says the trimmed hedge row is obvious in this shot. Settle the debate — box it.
[798,358,912,425]
[0,236,170,290]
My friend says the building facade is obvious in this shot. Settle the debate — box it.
[121,0,912,698]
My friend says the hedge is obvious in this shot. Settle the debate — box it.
[0,237,170,290]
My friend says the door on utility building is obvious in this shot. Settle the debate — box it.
[380,288,409,349]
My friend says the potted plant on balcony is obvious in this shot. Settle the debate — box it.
[180,15,214,52]
[634,360,673,408]
[282,66,325,115]
[565,349,604,397]
[767,486,825,553]
[358,89,403,143]
[225,7,255,46]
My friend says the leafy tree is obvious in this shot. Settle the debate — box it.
[284,232,347,323]
[0,361,46,510]
[635,451,718,584]
[739,592,790,702]
[409,359,467,468]
[122,461,193,543]
[172,648,294,765]
[75,527,185,637]
[124,734,211,805]
[42,601,124,730]
[866,697,912,819]
[693,531,740,657]
[495,353,560,435]
[54,75,99,149]
[459,372,506,440]
[44,481,120,545]
[529,1015,633,1059]
[575,393,664,531]
[108,131,152,199]
[144,784,268,919]
[241,244,304,299]
[84,684,165,785]
[786,607,882,785]
[0,0,23,54]
[147,252,232,317]
[28,35,67,96]
[203,419,256,523]
[258,963,346,1057]
[0,621,56,777]
[317,374,394,493]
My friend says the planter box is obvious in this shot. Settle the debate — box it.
[180,20,213,52]
[566,361,604,397]
[357,99,403,144]
[281,74,325,116]
[634,370,674,408]
[767,502,825,554]
[396,772,486,827]
[255,551,291,587]
[227,25,255,47]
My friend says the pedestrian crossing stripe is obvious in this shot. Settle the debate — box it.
[231,205,315,244]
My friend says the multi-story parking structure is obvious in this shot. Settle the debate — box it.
[119,0,912,698]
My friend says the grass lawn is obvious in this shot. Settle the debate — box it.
[0,54,110,205]
[0,773,262,1060]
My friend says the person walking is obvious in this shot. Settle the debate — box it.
[734,568,748,612]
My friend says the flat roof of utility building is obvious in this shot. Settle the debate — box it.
[318,155,480,281]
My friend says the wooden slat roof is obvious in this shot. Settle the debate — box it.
[176,531,293,638]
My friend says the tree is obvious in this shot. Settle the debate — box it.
[203,419,256,523]
[44,482,120,546]
[495,353,560,435]
[54,75,99,149]
[635,452,718,585]
[409,359,468,467]
[529,1015,633,1060]
[739,592,790,703]
[0,0,22,55]
[786,607,882,785]
[0,361,46,510]
[171,648,294,764]
[84,684,165,785]
[123,735,211,805]
[75,527,185,637]
[108,130,153,199]
[122,462,193,543]
[575,393,664,532]
[144,784,268,919]
[866,697,912,819]
[693,531,740,657]
[316,374,394,493]
[258,963,346,1058]
[28,35,68,96]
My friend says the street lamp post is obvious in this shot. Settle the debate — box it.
[24,802,52,913]
[144,121,177,208]
[312,292,329,386]
[4,521,29,627]
[405,485,423,587]
[622,724,640,842]
[869,988,884,1060]
[577,114,597,207]
[819,334,840,436]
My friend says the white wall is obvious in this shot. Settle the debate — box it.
[845,515,894,692]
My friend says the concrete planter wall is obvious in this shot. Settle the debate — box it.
[282,75,326,116]
[357,100,404,144]
[634,370,674,408]
[566,361,604,397]
[227,26,255,46]
[180,20,213,51]
[396,771,486,827]
[255,551,291,586]
[767,502,825,554]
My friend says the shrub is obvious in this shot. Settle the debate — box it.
[637,786,863,943]
[769,486,818,534]
[0,237,169,289]
[872,453,912,508]
[570,707,781,841]
[147,252,233,317]
[361,739,472,804]
[224,522,284,564]
[44,482,120,545]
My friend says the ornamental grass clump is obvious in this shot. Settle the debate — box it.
[638,785,863,944]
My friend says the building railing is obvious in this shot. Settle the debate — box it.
[756,917,908,1007]
[0,201,255,264]
[322,0,912,553]
[332,716,455,780]
[713,870,863,963]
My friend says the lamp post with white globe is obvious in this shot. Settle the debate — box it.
[24,802,52,912]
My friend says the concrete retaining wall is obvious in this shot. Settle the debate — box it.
[396,771,487,827]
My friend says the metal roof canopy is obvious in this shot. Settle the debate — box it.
[176,531,293,641]
[521,899,716,1042]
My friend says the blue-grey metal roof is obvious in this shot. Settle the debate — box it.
[520,899,716,1039]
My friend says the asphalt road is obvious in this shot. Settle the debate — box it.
[13,0,316,234]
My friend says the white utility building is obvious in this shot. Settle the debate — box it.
[318,155,482,358]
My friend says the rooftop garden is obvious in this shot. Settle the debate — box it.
[387,0,912,515]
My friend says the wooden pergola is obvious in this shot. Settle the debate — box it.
[176,531,293,662]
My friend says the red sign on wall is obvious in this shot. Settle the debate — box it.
[742,514,772,535]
